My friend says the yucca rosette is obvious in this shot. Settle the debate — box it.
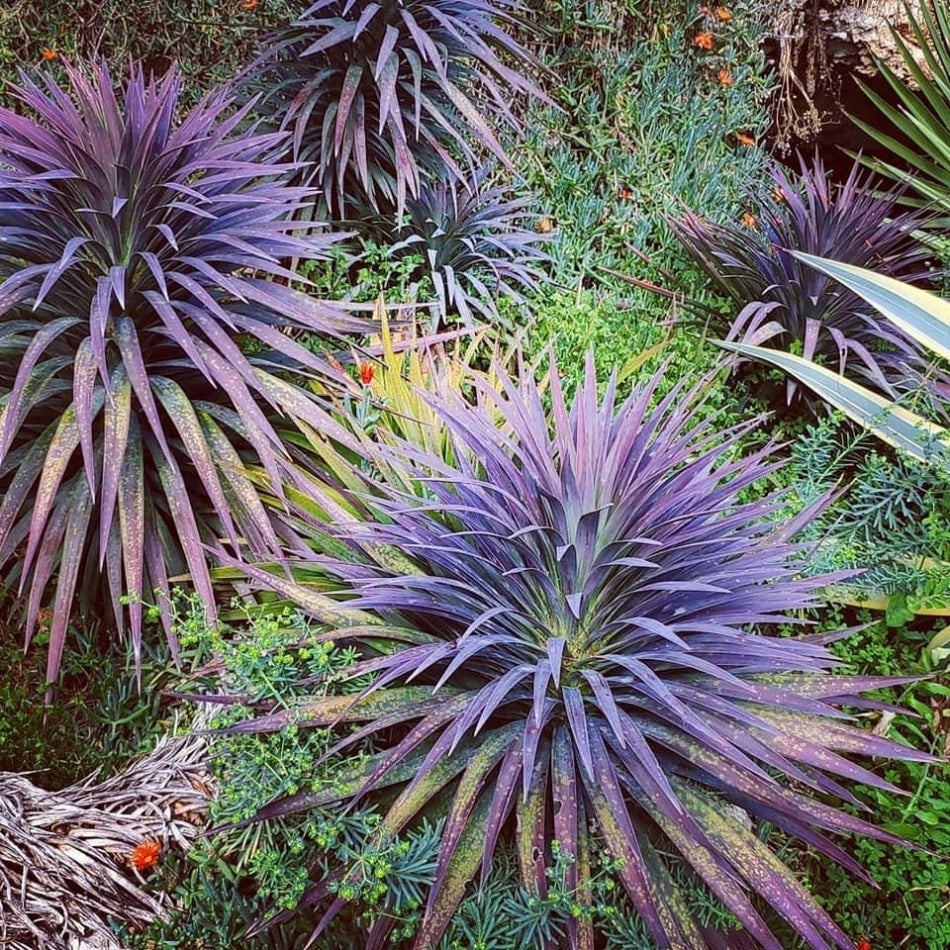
[255,0,544,216]
[352,169,549,326]
[231,356,932,949]
[671,155,935,400]
[0,62,369,683]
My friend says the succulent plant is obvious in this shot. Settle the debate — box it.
[671,154,935,399]
[352,170,549,326]
[0,62,370,684]
[254,0,544,217]
[231,355,932,949]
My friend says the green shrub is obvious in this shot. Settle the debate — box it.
[512,0,775,290]
[798,619,950,950]
[0,0,295,100]
[0,619,171,789]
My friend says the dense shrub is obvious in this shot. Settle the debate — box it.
[511,0,773,286]
[0,62,370,684]
[0,0,295,100]
[232,356,932,949]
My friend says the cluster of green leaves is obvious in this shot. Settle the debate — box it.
[0,0,296,101]
[796,619,950,950]
[784,411,950,611]
[0,617,173,788]
[512,0,774,288]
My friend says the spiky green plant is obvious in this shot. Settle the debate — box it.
[849,0,950,225]
[0,62,370,684]
[229,355,932,950]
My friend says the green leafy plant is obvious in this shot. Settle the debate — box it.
[779,412,950,620]
[0,1,297,102]
[253,0,545,217]
[511,0,773,285]
[793,618,950,950]
[232,355,932,949]
[849,0,950,226]
[0,61,371,684]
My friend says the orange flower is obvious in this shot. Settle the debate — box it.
[856,940,871,950]
[716,68,733,85]
[693,31,715,50]
[130,839,162,871]
[241,0,259,8]
[41,49,57,61]
[715,6,732,20]
[735,131,755,147]
[741,211,757,228]
[617,186,634,200]
[358,363,375,385]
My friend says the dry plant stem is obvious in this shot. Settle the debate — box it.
[0,713,212,950]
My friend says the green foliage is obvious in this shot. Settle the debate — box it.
[798,619,950,950]
[850,0,950,226]
[350,171,550,328]
[0,0,295,100]
[128,598,443,948]
[513,0,774,288]
[782,408,950,615]
[0,619,173,789]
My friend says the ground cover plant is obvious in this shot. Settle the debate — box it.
[225,356,935,950]
[0,0,295,102]
[508,0,777,396]
[0,61,371,685]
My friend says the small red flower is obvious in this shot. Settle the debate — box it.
[41,49,57,61]
[241,0,259,9]
[618,186,634,200]
[358,363,375,385]
[130,839,162,871]
[855,939,872,950]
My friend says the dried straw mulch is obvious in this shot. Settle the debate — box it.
[0,718,212,950]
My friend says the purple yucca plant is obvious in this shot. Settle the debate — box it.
[352,169,549,326]
[0,62,371,685]
[232,356,932,949]
[671,154,935,397]
[255,0,545,217]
